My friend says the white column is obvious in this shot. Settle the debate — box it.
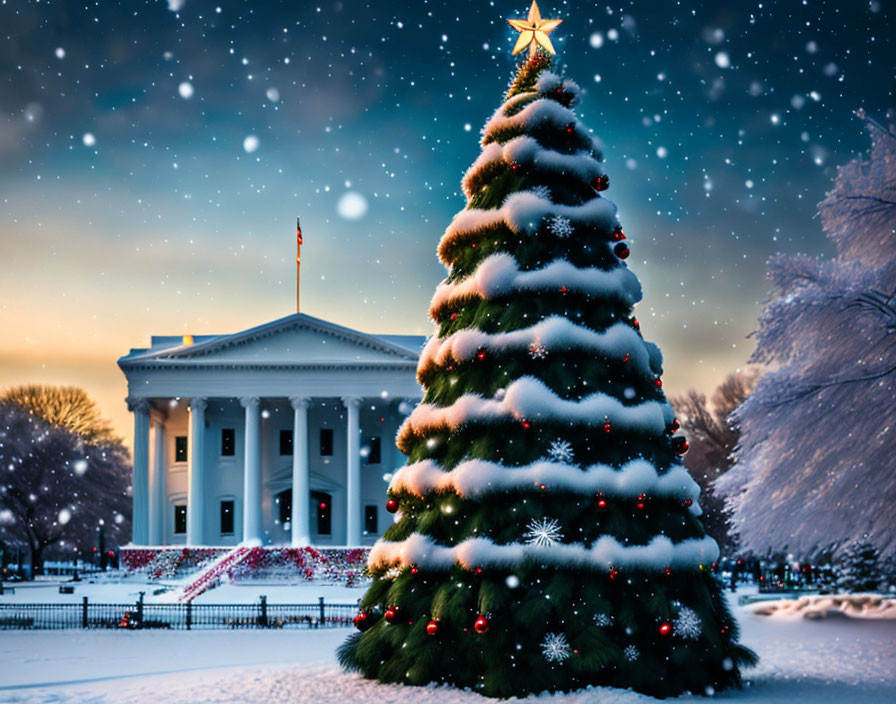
[187,397,206,546]
[290,397,311,546]
[149,419,166,545]
[241,397,263,544]
[342,396,362,546]
[128,398,151,545]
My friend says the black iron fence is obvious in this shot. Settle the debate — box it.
[0,596,357,630]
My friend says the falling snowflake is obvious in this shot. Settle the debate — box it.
[524,517,564,547]
[673,606,702,640]
[547,439,574,463]
[623,644,640,662]
[541,632,571,663]
[528,338,548,359]
[593,612,614,627]
[529,184,552,200]
[548,215,574,238]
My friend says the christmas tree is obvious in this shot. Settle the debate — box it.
[340,4,756,697]
[836,539,882,593]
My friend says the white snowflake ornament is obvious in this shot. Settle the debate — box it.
[528,338,548,359]
[547,439,574,463]
[673,606,702,640]
[593,612,614,627]
[623,644,640,662]
[541,632,571,663]
[548,215,574,238]
[524,517,564,547]
[529,185,552,200]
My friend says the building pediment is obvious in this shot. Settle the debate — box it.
[119,313,425,370]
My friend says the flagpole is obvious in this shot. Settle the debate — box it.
[296,217,302,313]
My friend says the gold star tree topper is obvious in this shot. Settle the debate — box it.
[508,1,562,57]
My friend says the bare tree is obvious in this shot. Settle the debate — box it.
[0,392,131,574]
[717,116,896,558]
[671,371,757,555]
[2,385,117,446]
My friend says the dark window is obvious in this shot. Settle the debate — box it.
[364,505,378,534]
[319,428,334,456]
[278,489,292,525]
[175,436,188,463]
[174,505,187,534]
[220,500,234,534]
[365,437,382,464]
[312,490,331,535]
[221,428,235,456]
[280,429,293,456]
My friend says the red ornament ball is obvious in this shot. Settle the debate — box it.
[386,498,399,513]
[384,605,400,624]
[659,622,672,636]
[683,498,693,508]
[631,318,640,331]
[614,242,630,259]
[673,437,689,455]
[670,418,680,433]
[654,377,663,389]
[474,615,490,634]
[597,493,608,510]
[426,620,440,636]
[354,611,371,632]
[592,174,610,191]
[603,420,612,433]
[612,226,626,241]
[636,493,647,510]
[609,568,619,580]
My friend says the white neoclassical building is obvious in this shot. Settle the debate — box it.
[119,312,424,547]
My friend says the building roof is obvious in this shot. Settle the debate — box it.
[118,312,427,370]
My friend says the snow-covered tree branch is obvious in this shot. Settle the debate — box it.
[717,117,896,559]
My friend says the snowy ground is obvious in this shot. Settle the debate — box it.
[0,589,894,703]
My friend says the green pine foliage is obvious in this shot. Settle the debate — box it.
[340,51,757,698]
[836,539,882,593]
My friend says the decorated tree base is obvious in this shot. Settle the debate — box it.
[340,10,756,698]
[341,561,753,698]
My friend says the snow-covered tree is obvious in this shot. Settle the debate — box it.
[836,539,882,593]
[0,394,131,573]
[671,371,757,555]
[340,47,755,698]
[717,116,896,559]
